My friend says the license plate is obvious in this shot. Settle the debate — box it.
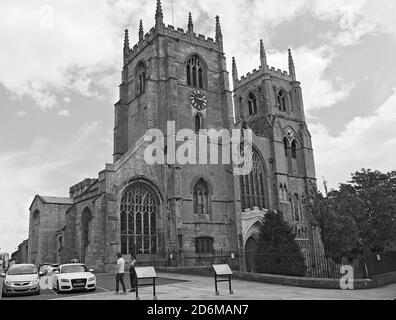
[74,283,85,287]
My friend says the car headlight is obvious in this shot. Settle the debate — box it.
[5,280,12,286]
[60,279,70,283]
[88,277,96,282]
[31,279,40,285]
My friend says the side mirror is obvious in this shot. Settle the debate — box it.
[54,271,59,275]
[89,269,94,273]
[0,273,5,277]
[39,272,44,277]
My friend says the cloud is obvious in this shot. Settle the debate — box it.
[0,120,112,253]
[0,0,393,114]
[268,46,354,112]
[311,89,396,190]
[57,109,70,117]
[17,110,27,117]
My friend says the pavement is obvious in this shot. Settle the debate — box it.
[2,272,396,300]
[0,273,187,300]
[53,272,396,300]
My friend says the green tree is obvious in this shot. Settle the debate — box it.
[308,169,396,258]
[255,211,306,277]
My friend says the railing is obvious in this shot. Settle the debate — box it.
[134,250,396,280]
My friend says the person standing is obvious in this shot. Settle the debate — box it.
[128,255,138,292]
[115,252,127,295]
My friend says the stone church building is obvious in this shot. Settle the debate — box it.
[28,1,322,272]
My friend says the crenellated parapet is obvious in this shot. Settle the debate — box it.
[124,23,222,65]
[236,64,293,87]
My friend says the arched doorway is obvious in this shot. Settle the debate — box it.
[245,237,258,272]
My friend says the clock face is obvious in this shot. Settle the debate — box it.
[189,90,207,110]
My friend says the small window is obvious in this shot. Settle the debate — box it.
[195,237,214,254]
[194,114,201,133]
[247,93,257,115]
[178,234,183,250]
[239,97,244,118]
[291,140,297,159]
[277,90,287,111]
[136,61,147,96]
[283,138,289,157]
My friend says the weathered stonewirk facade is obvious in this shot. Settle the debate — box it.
[28,0,323,273]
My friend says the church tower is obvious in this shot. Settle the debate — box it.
[232,41,320,259]
[112,1,238,257]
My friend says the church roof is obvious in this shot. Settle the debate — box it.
[39,196,74,205]
[29,195,73,210]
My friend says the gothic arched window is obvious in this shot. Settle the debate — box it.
[239,148,266,211]
[135,61,146,96]
[277,90,288,111]
[120,182,159,255]
[186,55,205,89]
[247,93,257,115]
[81,208,92,247]
[193,179,211,215]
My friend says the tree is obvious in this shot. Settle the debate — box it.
[307,186,360,261]
[255,211,306,277]
[308,169,396,258]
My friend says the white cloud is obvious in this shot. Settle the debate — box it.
[17,110,27,117]
[311,90,396,190]
[57,109,70,117]
[267,46,354,112]
[63,96,72,104]
[0,120,113,253]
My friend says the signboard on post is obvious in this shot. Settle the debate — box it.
[134,266,158,300]
[135,266,157,279]
[213,264,233,276]
[212,264,233,296]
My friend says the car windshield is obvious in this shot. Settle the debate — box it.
[8,265,37,275]
[61,265,88,274]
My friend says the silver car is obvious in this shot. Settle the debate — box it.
[1,264,42,297]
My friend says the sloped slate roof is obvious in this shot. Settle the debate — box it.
[39,196,73,205]
[29,195,73,210]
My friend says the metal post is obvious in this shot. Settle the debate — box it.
[215,274,219,295]
[135,278,139,300]
[153,277,157,300]
[229,275,233,294]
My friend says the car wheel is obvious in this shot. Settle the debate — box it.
[35,289,40,296]
[90,287,96,292]
[1,289,7,298]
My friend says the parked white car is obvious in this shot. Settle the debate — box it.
[52,263,96,293]
[1,264,42,297]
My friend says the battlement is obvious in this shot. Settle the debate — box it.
[236,64,293,87]
[125,23,220,64]
[69,178,96,199]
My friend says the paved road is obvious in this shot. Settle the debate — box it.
[0,274,187,300]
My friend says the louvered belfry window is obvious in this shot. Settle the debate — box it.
[186,56,204,89]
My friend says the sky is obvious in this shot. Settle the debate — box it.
[1,0,396,253]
